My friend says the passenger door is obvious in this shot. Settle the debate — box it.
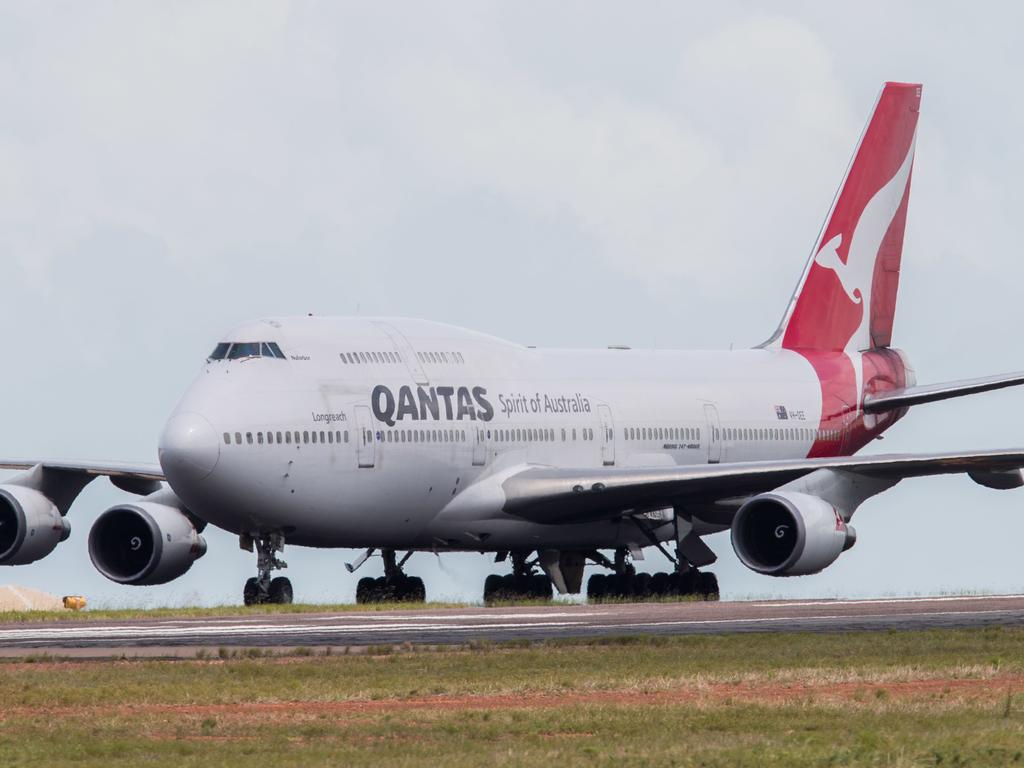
[703,403,721,464]
[597,405,615,466]
[472,427,486,466]
[355,405,376,468]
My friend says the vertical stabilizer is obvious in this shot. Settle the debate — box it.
[769,82,921,353]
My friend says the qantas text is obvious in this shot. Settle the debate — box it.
[371,385,493,426]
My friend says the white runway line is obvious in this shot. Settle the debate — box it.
[585,608,1020,631]
[749,594,1024,608]
[0,620,590,643]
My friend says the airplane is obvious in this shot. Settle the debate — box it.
[3,81,1024,607]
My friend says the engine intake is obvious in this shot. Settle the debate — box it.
[88,501,206,585]
[731,491,856,576]
[0,486,70,566]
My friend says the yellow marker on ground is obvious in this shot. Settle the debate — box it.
[62,596,86,611]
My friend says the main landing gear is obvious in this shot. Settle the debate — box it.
[355,549,426,603]
[586,547,719,602]
[242,533,293,605]
[483,551,553,604]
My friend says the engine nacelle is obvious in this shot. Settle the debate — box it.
[88,501,207,585]
[0,485,70,565]
[731,491,856,577]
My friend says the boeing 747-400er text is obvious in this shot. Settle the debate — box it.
[3,82,1024,605]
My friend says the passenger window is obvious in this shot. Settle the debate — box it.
[246,432,253,445]
[285,432,292,444]
[417,352,425,362]
[328,431,334,444]
[257,432,264,445]
[312,431,318,444]
[235,432,242,444]
[223,432,231,445]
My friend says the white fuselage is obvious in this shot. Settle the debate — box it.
[160,316,872,552]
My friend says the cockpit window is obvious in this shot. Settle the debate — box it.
[209,342,231,360]
[210,341,287,361]
[227,342,262,359]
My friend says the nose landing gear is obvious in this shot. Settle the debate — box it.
[241,533,293,606]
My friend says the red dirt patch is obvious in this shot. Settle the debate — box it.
[2,673,1020,722]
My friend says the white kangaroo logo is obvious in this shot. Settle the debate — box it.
[812,134,917,356]
[814,234,862,305]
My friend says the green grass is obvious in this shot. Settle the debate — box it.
[2,627,1024,766]
[0,601,469,623]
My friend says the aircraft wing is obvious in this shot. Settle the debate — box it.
[501,449,1024,524]
[863,371,1024,413]
[0,459,164,496]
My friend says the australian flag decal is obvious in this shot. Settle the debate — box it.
[774,405,789,420]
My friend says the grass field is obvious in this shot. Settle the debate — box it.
[2,627,1024,766]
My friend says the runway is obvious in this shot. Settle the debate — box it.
[1,594,1022,657]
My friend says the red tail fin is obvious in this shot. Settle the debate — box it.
[771,82,921,352]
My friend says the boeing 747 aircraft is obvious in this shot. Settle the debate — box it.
[4,82,1024,605]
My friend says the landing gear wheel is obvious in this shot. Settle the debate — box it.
[587,573,607,602]
[531,574,552,600]
[355,575,426,604]
[269,576,293,605]
[699,572,720,601]
[243,577,260,606]
[358,577,378,606]
[403,576,427,602]
[243,533,288,607]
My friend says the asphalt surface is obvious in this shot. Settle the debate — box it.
[1,594,1022,657]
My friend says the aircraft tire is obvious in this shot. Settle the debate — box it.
[243,577,261,606]
[356,577,377,604]
[269,576,293,605]
[531,574,553,600]
[587,574,607,602]
[633,572,652,598]
[483,574,503,604]
[403,576,426,602]
[650,572,670,597]
[700,572,720,601]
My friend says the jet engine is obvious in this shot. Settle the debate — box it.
[88,500,207,585]
[0,485,71,565]
[730,491,856,576]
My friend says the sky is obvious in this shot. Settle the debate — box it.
[2,1,1024,607]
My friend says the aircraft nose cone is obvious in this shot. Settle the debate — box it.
[159,412,220,483]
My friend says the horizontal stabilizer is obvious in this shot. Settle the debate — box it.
[863,371,1024,413]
